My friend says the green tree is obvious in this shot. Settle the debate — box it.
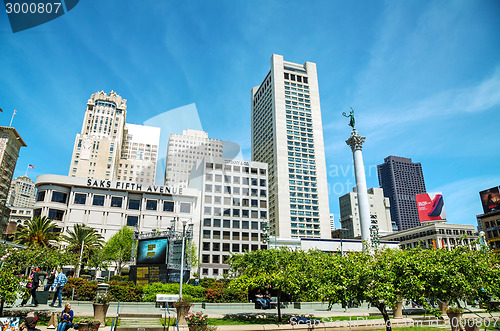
[103,226,134,275]
[61,224,104,276]
[14,216,60,247]
[0,246,20,316]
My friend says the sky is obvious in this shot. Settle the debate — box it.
[1,0,499,228]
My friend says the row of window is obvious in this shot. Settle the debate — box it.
[205,196,267,208]
[205,174,266,186]
[202,230,263,242]
[204,185,266,197]
[37,190,191,213]
[484,219,500,229]
[203,207,267,218]
[203,218,264,229]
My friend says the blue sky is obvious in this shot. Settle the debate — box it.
[1,0,499,228]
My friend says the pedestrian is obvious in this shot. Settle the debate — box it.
[44,271,55,291]
[49,269,67,308]
[56,303,73,331]
[20,312,40,331]
[20,267,39,307]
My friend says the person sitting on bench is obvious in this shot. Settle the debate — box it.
[255,288,267,308]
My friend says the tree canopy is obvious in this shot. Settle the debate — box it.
[14,216,60,247]
[103,226,134,275]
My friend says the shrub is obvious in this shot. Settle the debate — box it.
[108,281,142,302]
[142,283,205,302]
[109,275,129,282]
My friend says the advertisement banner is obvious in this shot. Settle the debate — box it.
[416,192,446,222]
[136,238,168,265]
[479,186,500,214]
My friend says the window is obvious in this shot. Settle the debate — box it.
[51,191,68,203]
[232,244,240,252]
[127,216,138,227]
[242,221,249,229]
[223,219,230,228]
[180,202,191,213]
[213,219,221,227]
[203,230,211,239]
[202,255,210,263]
[128,199,141,210]
[233,220,240,228]
[48,209,64,221]
[36,191,46,202]
[203,242,210,251]
[146,200,157,211]
[111,196,123,208]
[223,243,230,251]
[93,195,105,206]
[213,231,221,239]
[163,201,174,212]
[74,193,86,205]
[213,243,220,251]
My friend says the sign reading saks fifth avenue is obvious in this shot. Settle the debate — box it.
[86,178,182,194]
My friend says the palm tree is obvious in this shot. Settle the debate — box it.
[61,224,104,276]
[15,216,60,247]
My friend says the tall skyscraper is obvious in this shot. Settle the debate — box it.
[251,54,330,239]
[0,126,27,234]
[68,91,159,183]
[188,157,268,278]
[339,187,393,239]
[165,129,223,189]
[377,156,426,231]
[7,175,36,208]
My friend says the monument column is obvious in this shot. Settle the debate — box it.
[346,129,371,249]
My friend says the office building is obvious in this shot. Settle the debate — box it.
[0,126,27,234]
[68,91,159,183]
[377,156,426,231]
[251,54,330,239]
[33,175,200,241]
[7,175,36,208]
[117,124,160,184]
[382,222,478,251]
[339,187,393,239]
[477,185,500,253]
[165,130,223,189]
[189,157,269,278]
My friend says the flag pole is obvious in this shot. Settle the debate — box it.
[9,110,17,127]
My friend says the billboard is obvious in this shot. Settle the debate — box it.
[416,192,446,222]
[136,238,169,265]
[479,186,500,214]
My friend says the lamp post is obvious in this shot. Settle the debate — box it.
[178,218,192,299]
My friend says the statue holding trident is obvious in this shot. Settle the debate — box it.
[342,107,356,129]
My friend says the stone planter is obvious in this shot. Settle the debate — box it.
[393,300,403,319]
[447,312,462,331]
[175,305,191,326]
[188,324,208,331]
[464,318,480,331]
[92,303,109,326]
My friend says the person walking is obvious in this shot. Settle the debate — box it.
[49,269,67,308]
[20,267,39,307]
[44,271,55,291]
[56,303,73,331]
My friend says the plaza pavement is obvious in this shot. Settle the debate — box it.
[5,301,499,331]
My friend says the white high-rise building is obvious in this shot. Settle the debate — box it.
[68,91,160,183]
[165,129,223,189]
[251,54,330,239]
[339,187,393,239]
[117,124,160,184]
[7,175,36,208]
[188,157,269,278]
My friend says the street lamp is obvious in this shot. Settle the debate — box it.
[178,217,192,299]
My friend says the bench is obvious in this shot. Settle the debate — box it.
[155,294,180,308]
[255,296,278,309]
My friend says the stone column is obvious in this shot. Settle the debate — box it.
[346,130,371,249]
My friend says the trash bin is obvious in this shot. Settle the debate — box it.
[37,290,50,305]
